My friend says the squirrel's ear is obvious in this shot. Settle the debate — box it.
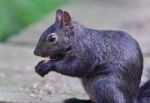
[56,9,63,22]
[62,11,71,26]
[56,9,71,26]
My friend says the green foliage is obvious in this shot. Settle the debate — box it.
[0,0,68,41]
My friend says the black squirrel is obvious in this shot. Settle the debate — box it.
[34,9,150,103]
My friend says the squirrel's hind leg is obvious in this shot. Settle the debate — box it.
[64,98,94,103]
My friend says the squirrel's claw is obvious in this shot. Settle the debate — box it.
[35,60,52,77]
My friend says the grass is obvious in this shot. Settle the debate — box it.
[0,0,69,41]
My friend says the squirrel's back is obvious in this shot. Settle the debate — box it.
[71,22,143,68]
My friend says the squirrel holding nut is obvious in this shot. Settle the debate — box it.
[34,9,150,103]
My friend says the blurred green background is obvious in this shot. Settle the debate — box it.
[0,0,69,41]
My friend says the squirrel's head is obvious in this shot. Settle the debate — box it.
[34,9,73,61]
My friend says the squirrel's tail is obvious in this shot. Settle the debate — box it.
[137,80,150,103]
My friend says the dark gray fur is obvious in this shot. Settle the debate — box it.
[34,9,150,103]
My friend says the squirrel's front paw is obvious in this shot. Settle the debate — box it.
[35,60,55,77]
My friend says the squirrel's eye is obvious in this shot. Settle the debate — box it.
[47,33,58,44]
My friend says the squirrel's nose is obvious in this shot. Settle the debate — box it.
[34,49,41,56]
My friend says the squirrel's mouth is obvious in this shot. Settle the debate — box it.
[44,46,72,62]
